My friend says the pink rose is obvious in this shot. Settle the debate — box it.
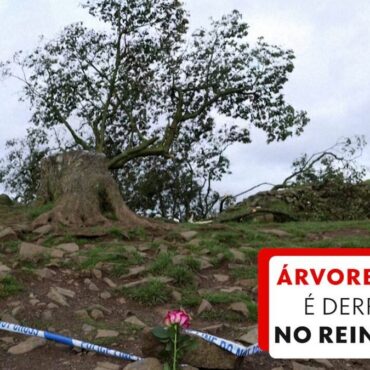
[164,309,190,328]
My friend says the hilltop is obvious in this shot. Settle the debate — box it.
[1,202,370,369]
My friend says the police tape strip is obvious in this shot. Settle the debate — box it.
[184,328,262,357]
[0,321,262,361]
[0,321,142,362]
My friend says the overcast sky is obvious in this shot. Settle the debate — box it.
[0,0,369,198]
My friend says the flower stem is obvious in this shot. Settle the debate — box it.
[173,324,178,370]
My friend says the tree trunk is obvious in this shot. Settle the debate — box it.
[33,151,149,229]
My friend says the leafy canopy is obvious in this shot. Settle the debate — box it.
[1,0,308,171]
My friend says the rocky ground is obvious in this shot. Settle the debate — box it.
[1,203,370,369]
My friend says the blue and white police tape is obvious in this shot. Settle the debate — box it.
[0,321,142,362]
[184,328,262,357]
[0,321,262,361]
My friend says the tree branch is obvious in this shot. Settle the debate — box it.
[107,136,164,169]
[54,110,91,151]
[273,151,344,190]
[94,19,125,152]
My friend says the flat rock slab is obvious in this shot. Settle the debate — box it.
[239,326,258,344]
[8,337,46,355]
[292,362,325,370]
[121,277,173,289]
[56,243,79,253]
[197,299,213,315]
[230,249,245,262]
[124,358,162,370]
[213,274,229,283]
[180,230,198,241]
[19,242,49,261]
[121,266,146,278]
[54,286,76,298]
[95,362,120,370]
[0,264,11,278]
[228,302,249,318]
[124,316,146,328]
[96,329,119,339]
[35,268,56,280]
[312,359,333,368]
[260,228,290,238]
[33,224,53,235]
[0,227,17,242]
[47,287,69,307]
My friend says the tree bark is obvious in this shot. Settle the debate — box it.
[33,151,149,229]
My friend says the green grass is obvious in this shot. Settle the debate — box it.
[212,231,241,247]
[79,244,144,276]
[148,253,172,274]
[201,291,257,322]
[180,290,202,308]
[166,265,194,287]
[230,265,257,279]
[27,203,54,219]
[148,253,196,287]
[200,309,247,323]
[0,240,20,253]
[42,234,91,248]
[183,256,201,272]
[202,291,249,305]
[127,227,148,240]
[0,276,23,298]
[203,220,370,249]
[122,280,171,306]
[240,247,259,263]
[198,240,234,266]
[107,227,128,239]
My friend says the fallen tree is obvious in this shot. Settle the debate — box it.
[218,136,370,222]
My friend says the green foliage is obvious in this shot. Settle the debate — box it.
[0,276,23,298]
[1,0,307,208]
[122,280,171,305]
[0,129,49,204]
